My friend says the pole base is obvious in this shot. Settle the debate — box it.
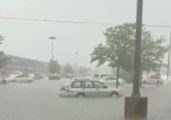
[124,97,148,119]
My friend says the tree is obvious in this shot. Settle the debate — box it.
[0,34,5,44]
[0,35,10,84]
[0,51,10,84]
[141,33,167,73]
[63,63,75,74]
[91,23,135,88]
[48,59,61,75]
[62,63,75,78]
[77,66,90,76]
[91,23,167,86]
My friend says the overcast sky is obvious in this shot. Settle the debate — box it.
[0,0,171,66]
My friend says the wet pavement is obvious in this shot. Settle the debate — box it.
[0,79,171,120]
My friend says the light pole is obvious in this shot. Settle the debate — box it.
[49,36,56,60]
[49,36,56,79]
[75,52,79,76]
[124,0,148,119]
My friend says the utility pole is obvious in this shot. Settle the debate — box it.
[132,0,143,97]
[125,0,148,119]
[167,32,171,80]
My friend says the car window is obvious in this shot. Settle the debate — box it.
[93,81,106,88]
[84,81,94,88]
[17,74,29,77]
[17,75,24,78]
[71,81,83,88]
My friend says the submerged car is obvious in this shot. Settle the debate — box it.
[33,74,44,80]
[48,74,61,80]
[98,76,125,87]
[91,73,114,80]
[58,80,122,97]
[142,75,163,85]
[10,74,33,83]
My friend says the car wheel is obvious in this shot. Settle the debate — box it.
[76,93,85,98]
[111,92,119,97]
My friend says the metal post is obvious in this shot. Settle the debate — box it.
[75,52,79,76]
[51,40,54,60]
[132,0,143,97]
[49,37,56,79]
[49,37,56,60]
[125,1,147,119]
[167,32,171,80]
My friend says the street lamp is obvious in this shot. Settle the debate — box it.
[124,0,148,119]
[49,36,56,60]
[49,36,56,79]
[75,52,79,76]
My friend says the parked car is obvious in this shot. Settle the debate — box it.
[91,73,114,80]
[6,72,23,82]
[142,75,163,85]
[58,80,122,97]
[97,76,125,87]
[48,74,61,80]
[10,74,33,83]
[73,77,90,81]
[33,74,44,80]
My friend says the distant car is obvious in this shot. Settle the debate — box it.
[98,76,125,87]
[73,77,90,81]
[58,80,122,97]
[6,73,23,82]
[11,74,33,83]
[92,73,114,80]
[142,75,163,85]
[48,75,61,80]
[33,74,44,80]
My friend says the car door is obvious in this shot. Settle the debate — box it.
[70,81,84,96]
[83,81,97,97]
[93,81,109,97]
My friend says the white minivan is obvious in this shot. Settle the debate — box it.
[58,80,122,97]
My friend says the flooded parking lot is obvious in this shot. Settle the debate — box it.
[0,79,171,120]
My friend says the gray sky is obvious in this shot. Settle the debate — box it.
[0,0,171,66]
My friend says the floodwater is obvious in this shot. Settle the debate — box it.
[0,79,171,120]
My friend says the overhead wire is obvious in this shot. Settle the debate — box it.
[0,16,171,29]
[0,16,116,25]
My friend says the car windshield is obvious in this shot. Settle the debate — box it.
[0,0,170,120]
[17,74,29,78]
